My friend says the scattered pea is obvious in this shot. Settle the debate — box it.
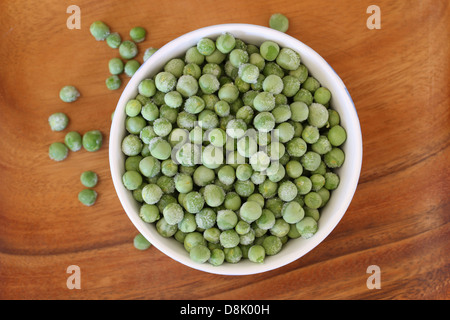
[106,32,121,48]
[89,21,110,41]
[48,112,69,131]
[80,171,98,188]
[78,189,97,206]
[119,40,138,60]
[82,130,103,152]
[64,131,82,151]
[130,27,146,43]
[49,142,69,161]
[269,13,289,33]
[133,233,152,250]
[59,85,80,103]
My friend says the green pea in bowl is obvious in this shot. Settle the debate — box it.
[109,24,362,275]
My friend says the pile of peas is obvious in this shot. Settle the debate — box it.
[120,32,347,265]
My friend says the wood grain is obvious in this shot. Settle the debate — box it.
[0,0,448,300]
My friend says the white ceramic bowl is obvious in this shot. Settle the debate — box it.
[109,23,363,275]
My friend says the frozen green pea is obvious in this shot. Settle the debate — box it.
[163,203,184,225]
[82,130,102,152]
[59,85,80,103]
[184,96,205,114]
[308,103,329,128]
[126,116,146,134]
[156,217,178,238]
[149,137,172,160]
[203,184,225,207]
[216,33,236,54]
[238,63,260,84]
[262,235,282,255]
[64,131,82,151]
[294,88,313,106]
[220,229,240,248]
[260,41,280,61]
[185,46,205,65]
[193,166,215,187]
[290,64,309,82]
[248,244,266,263]
[300,151,322,172]
[249,151,271,172]
[281,201,304,224]
[272,105,291,123]
[296,217,318,239]
[286,137,307,157]
[324,147,345,168]
[266,162,285,182]
[197,38,216,56]
[302,125,320,144]
[290,101,309,122]
[106,75,121,90]
[139,156,161,178]
[89,21,110,41]
[106,32,121,48]
[256,209,276,230]
[224,246,242,263]
[183,63,202,79]
[310,174,325,191]
[176,75,199,97]
[109,58,124,75]
[80,171,98,188]
[302,76,321,93]
[226,119,247,139]
[119,40,138,59]
[285,160,303,179]
[274,123,294,145]
[174,173,194,194]
[217,165,236,186]
[324,172,340,190]
[78,189,97,206]
[328,125,347,147]
[124,60,140,77]
[209,248,225,266]
[304,191,323,209]
[142,183,163,204]
[216,209,238,230]
[48,112,69,131]
[194,208,216,230]
[133,233,151,250]
[269,13,289,32]
[278,180,298,202]
[122,170,142,190]
[139,204,160,223]
[240,201,263,223]
[328,109,340,127]
[138,79,156,97]
[49,142,68,161]
[130,26,146,42]
[314,87,331,105]
[199,74,220,95]
[190,245,211,263]
[218,83,240,103]
[263,74,284,94]
[207,128,226,147]
[143,47,158,62]
[276,48,301,71]
[258,179,277,199]
[253,91,275,112]
[312,135,332,154]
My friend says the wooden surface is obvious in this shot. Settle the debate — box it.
[0,0,448,300]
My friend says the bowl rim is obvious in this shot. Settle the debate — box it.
[109,23,363,275]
